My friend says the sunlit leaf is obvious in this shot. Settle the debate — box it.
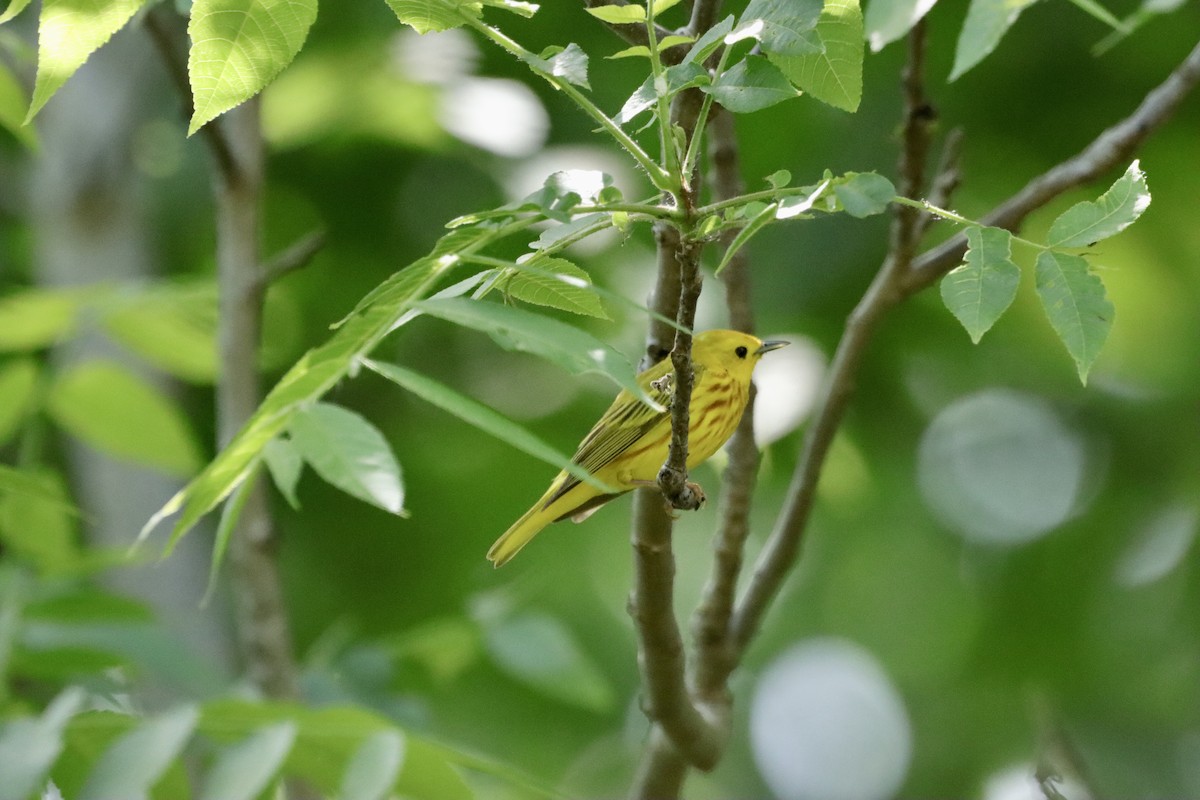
[0,288,80,352]
[770,0,864,111]
[0,467,78,574]
[102,283,218,384]
[414,297,660,409]
[47,361,204,477]
[741,0,823,55]
[1046,160,1150,248]
[864,0,937,51]
[1035,251,1113,384]
[940,226,1021,343]
[187,0,318,135]
[26,0,150,122]
[0,358,39,446]
[142,225,480,552]
[584,3,645,23]
[289,402,405,515]
[387,0,480,32]
[500,258,608,319]
[0,0,33,24]
[79,706,199,800]
[0,61,36,149]
[950,0,1039,81]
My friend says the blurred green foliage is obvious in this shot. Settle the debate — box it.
[0,0,1199,797]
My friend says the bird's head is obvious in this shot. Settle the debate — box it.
[691,329,788,380]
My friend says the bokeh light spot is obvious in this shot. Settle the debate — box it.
[918,389,1090,545]
[750,638,912,800]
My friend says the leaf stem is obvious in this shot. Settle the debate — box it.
[465,17,673,191]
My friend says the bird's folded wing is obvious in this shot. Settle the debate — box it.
[541,359,703,509]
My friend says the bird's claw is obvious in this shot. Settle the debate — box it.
[663,481,705,517]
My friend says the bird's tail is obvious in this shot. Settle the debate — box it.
[487,499,557,567]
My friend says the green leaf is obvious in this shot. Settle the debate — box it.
[289,403,405,515]
[47,361,204,477]
[199,722,297,800]
[482,612,615,712]
[770,0,864,111]
[1035,251,1114,384]
[767,169,792,189]
[480,0,537,16]
[704,55,798,113]
[865,0,937,51]
[0,288,80,351]
[386,0,480,32]
[0,686,86,800]
[616,62,708,124]
[204,470,257,604]
[142,225,474,551]
[340,730,405,800]
[940,226,1021,343]
[683,15,734,63]
[0,0,33,24]
[26,0,150,122]
[0,61,36,149]
[522,42,589,88]
[740,0,824,55]
[950,0,1039,81]
[714,202,777,276]
[79,706,199,800]
[102,283,218,384]
[832,171,895,217]
[0,358,39,446]
[262,436,303,508]
[1046,160,1150,248]
[648,0,682,15]
[363,360,614,493]
[0,467,78,574]
[584,3,645,23]
[500,258,608,319]
[187,0,318,135]
[47,364,204,482]
[414,297,661,409]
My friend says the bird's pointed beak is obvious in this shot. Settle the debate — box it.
[755,340,789,356]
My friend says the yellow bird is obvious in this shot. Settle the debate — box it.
[488,329,788,566]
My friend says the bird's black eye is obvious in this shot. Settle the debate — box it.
[735,346,748,359]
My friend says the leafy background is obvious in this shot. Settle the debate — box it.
[1,0,1199,797]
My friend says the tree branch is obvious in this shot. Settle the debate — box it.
[904,36,1200,293]
[692,106,757,698]
[145,6,302,703]
[731,34,1200,655]
[584,0,678,57]
[628,3,731,792]
[142,8,236,183]
[259,229,327,288]
[730,20,936,655]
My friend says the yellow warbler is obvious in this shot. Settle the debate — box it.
[488,329,787,566]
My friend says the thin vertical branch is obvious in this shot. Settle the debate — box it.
[627,2,728,797]
[144,10,300,702]
[692,106,757,698]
